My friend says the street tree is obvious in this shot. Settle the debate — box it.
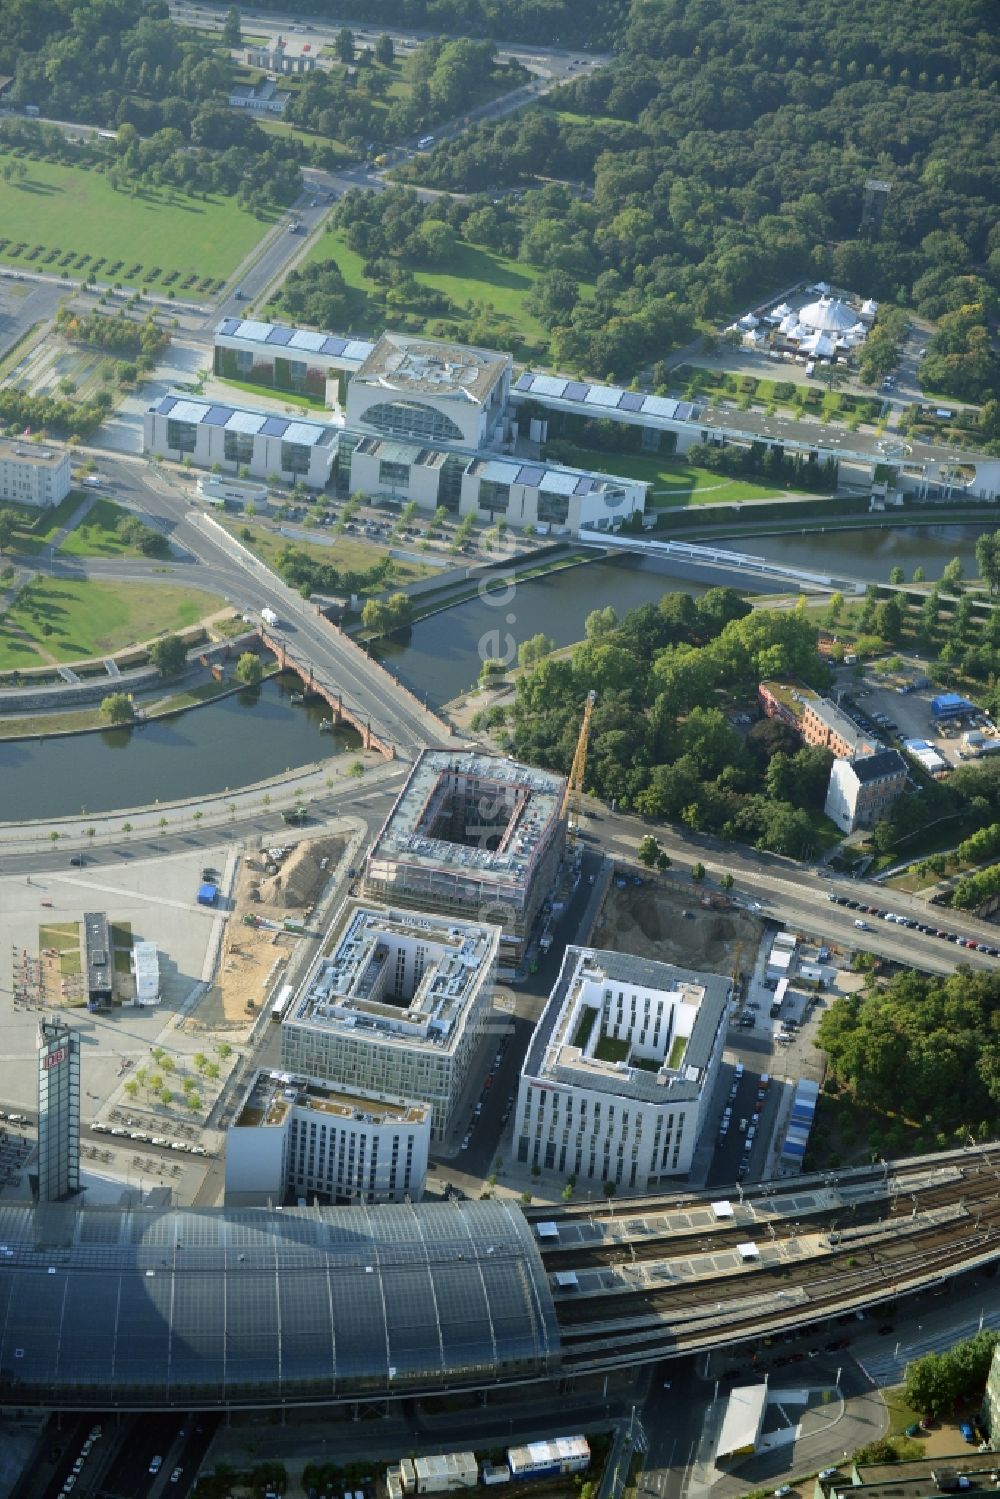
[336,27,355,63]
[374,33,394,66]
[637,835,660,867]
[0,509,18,553]
[222,7,242,46]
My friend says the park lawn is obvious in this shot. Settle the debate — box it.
[542,445,788,506]
[220,516,428,588]
[3,492,85,555]
[255,117,355,162]
[58,497,135,557]
[0,156,271,292]
[297,228,573,355]
[214,373,329,411]
[0,578,224,669]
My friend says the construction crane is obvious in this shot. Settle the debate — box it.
[561,690,596,841]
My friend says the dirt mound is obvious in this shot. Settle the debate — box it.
[593,877,763,974]
[258,836,346,909]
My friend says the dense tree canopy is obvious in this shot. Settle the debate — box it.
[502,590,841,858]
[817,966,1000,1136]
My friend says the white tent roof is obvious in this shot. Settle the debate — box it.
[716,1385,768,1460]
[798,296,858,334]
[800,330,837,358]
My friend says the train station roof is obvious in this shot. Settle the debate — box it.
[0,1200,560,1408]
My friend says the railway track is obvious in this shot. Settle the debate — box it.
[537,1148,1000,1368]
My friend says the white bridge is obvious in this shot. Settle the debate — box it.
[582,530,835,588]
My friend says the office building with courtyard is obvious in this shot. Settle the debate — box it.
[515,948,730,1189]
[280,899,499,1140]
[363,750,566,967]
[225,1068,431,1206]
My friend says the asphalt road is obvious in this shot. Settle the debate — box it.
[69,453,450,756]
[0,273,65,362]
[587,809,1000,974]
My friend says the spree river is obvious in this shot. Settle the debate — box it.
[0,676,361,820]
[0,522,990,820]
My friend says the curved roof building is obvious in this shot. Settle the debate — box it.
[797,296,858,334]
[0,1199,560,1409]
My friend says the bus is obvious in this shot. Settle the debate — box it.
[196,475,268,509]
[270,983,294,1023]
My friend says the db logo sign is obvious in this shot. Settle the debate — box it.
[42,1046,67,1070]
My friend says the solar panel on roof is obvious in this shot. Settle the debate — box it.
[514,373,534,392]
[202,405,232,427]
[574,478,594,495]
[563,381,589,401]
[539,470,578,495]
[344,340,374,362]
[226,410,266,435]
[584,385,625,408]
[158,395,178,414]
[516,466,545,488]
[289,330,327,352]
[237,320,273,341]
[171,399,211,424]
[267,326,295,347]
[323,337,349,356]
[283,420,325,446]
[641,396,678,419]
[673,401,695,421]
[260,416,289,437]
[217,318,240,336]
[530,375,569,399]
[619,391,645,411]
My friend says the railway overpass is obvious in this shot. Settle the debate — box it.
[1,1145,997,1411]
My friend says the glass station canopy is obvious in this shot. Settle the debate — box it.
[0,1200,560,1408]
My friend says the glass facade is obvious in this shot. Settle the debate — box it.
[478,479,510,516]
[0,1200,560,1407]
[362,400,465,444]
[281,441,312,475]
[224,430,255,465]
[165,419,197,453]
[379,459,411,488]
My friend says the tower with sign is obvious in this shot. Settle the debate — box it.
[37,1020,80,1201]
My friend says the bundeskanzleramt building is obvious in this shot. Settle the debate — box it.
[143,393,336,488]
[0,437,71,507]
[824,748,909,833]
[363,750,566,967]
[515,948,730,1189]
[280,899,499,1140]
[225,1069,431,1206]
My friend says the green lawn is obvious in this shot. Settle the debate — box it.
[218,515,428,588]
[58,497,134,557]
[2,492,86,555]
[593,1034,630,1064]
[0,578,224,668]
[214,373,329,411]
[542,445,790,506]
[0,156,272,293]
[294,227,578,357]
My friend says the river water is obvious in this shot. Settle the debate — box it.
[1,523,990,819]
[0,676,360,820]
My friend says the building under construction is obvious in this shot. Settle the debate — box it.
[363,751,566,968]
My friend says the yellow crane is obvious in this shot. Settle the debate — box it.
[561,690,597,839]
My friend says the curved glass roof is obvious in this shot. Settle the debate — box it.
[0,1200,559,1408]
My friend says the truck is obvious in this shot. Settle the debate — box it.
[282,805,308,825]
[261,607,279,628]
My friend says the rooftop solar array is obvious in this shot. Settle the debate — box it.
[0,1200,559,1408]
[153,395,332,447]
[513,373,700,425]
[216,317,374,366]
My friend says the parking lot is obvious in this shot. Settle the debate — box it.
[832,656,995,772]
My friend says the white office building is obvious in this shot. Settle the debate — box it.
[0,437,72,507]
[515,948,731,1189]
[225,1068,431,1206]
[346,330,513,451]
[280,899,499,1140]
[143,393,336,488]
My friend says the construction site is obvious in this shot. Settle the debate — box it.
[591,874,764,978]
[191,832,347,1033]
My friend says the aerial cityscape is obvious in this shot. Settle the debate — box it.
[0,0,998,1497]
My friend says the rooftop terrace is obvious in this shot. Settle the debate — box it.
[236,1070,429,1130]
